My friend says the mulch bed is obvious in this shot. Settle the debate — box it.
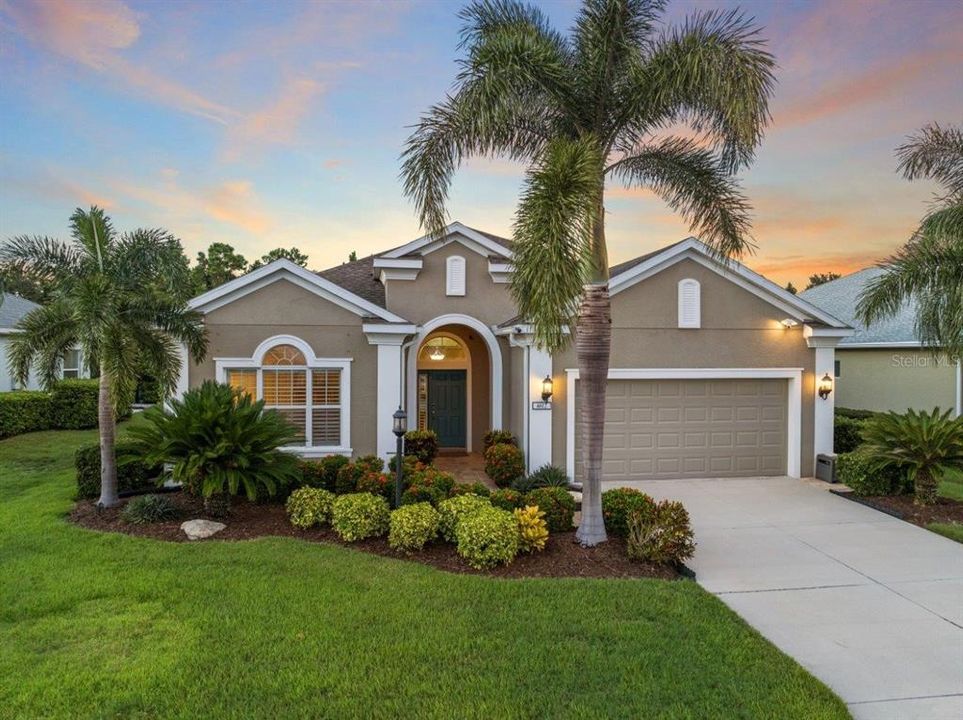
[69,492,678,580]
[833,489,963,527]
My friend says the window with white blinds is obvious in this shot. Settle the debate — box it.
[677,278,701,328]
[224,341,349,449]
[446,255,466,296]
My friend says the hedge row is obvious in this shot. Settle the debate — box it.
[75,441,161,498]
[0,379,104,439]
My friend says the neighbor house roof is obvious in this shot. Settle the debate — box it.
[0,293,39,332]
[800,268,919,346]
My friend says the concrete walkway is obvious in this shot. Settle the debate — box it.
[605,476,963,720]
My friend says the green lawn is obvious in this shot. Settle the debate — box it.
[0,425,849,719]
[938,467,963,501]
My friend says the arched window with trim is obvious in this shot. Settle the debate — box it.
[678,278,701,328]
[219,336,351,452]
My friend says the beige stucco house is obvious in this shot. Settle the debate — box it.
[183,223,853,480]
[801,269,962,416]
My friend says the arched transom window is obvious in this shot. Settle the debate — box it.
[418,335,467,363]
[219,337,351,452]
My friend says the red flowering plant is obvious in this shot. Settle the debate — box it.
[484,443,525,487]
[356,470,393,500]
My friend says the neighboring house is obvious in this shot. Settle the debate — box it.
[184,223,853,480]
[801,268,962,416]
[0,292,85,392]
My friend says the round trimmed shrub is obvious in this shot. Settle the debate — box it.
[401,483,445,506]
[489,488,524,511]
[286,486,335,529]
[335,463,361,495]
[437,493,491,542]
[121,494,179,525]
[514,505,548,553]
[403,430,439,464]
[834,416,865,454]
[626,500,696,565]
[388,502,440,553]
[483,429,516,452]
[524,486,576,533]
[601,487,656,537]
[449,482,491,498]
[357,471,393,499]
[836,449,908,496]
[455,506,520,569]
[331,493,390,541]
[318,455,350,491]
[484,443,525,487]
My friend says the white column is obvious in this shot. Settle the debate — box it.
[956,360,962,417]
[375,343,403,462]
[527,345,553,472]
[813,345,836,463]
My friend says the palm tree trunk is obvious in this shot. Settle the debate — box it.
[575,208,610,547]
[96,372,120,508]
[914,467,937,506]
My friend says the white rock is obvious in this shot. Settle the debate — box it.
[181,519,226,540]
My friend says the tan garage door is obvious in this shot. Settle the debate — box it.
[575,379,787,481]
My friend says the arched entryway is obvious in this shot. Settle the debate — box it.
[407,314,501,452]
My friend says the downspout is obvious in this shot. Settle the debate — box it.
[956,359,962,418]
[523,342,530,473]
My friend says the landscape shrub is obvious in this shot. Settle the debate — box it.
[356,471,393,500]
[602,487,656,537]
[514,464,569,493]
[489,488,524,511]
[514,505,548,553]
[524,486,575,533]
[483,429,516,452]
[331,492,390,541]
[76,441,159,498]
[403,430,439,464]
[50,379,101,429]
[834,416,865,454]
[626,500,696,565]
[388,502,440,553]
[120,494,179,524]
[297,460,327,489]
[836,448,909,496]
[484,442,525,487]
[286,487,335,529]
[318,455,350,491]
[836,407,877,420]
[401,483,445,506]
[357,455,385,473]
[449,482,491,498]
[455,506,520,569]
[437,493,491,542]
[0,391,51,439]
[408,465,455,495]
[335,463,362,494]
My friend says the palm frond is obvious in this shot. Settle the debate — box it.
[7,300,80,389]
[608,136,754,257]
[0,235,85,287]
[110,229,193,299]
[511,137,601,351]
[896,122,963,197]
[69,206,114,268]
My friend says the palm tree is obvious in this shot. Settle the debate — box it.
[401,0,774,545]
[858,123,963,361]
[0,207,207,508]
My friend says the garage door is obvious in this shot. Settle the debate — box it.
[575,379,787,481]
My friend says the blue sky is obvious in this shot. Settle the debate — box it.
[1,0,961,285]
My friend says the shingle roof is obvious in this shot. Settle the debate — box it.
[0,293,39,329]
[317,254,385,308]
[609,239,689,277]
[800,268,918,345]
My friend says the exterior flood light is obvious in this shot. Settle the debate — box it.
[541,375,554,402]
[817,373,833,400]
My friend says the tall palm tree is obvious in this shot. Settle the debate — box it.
[858,123,963,361]
[401,0,774,545]
[0,207,207,507]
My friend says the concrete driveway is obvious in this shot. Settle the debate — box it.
[606,476,963,720]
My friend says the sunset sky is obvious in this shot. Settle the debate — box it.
[1,0,961,287]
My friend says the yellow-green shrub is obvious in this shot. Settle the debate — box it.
[437,493,491,542]
[455,506,520,569]
[286,487,335,529]
[331,492,390,541]
[514,505,548,553]
[388,502,440,553]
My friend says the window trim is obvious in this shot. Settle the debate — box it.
[677,278,701,329]
[446,255,466,296]
[62,348,82,379]
[215,335,352,457]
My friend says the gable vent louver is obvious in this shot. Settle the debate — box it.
[678,278,701,328]
[446,255,466,296]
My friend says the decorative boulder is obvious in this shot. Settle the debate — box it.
[181,519,226,540]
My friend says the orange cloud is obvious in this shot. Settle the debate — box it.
[203,181,270,235]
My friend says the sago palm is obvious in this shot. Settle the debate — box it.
[858,123,963,360]
[0,207,207,508]
[126,381,302,517]
[401,0,774,544]
[861,408,963,506]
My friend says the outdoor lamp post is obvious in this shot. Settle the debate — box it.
[541,375,554,402]
[817,373,834,400]
[392,407,407,507]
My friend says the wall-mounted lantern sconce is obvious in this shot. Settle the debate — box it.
[817,373,833,400]
[541,375,554,402]
[780,318,799,329]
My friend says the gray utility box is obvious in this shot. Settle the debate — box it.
[815,453,837,483]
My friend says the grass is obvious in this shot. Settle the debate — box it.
[938,467,963,501]
[928,522,963,543]
[0,425,849,719]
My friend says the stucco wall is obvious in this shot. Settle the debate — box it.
[384,240,517,326]
[190,279,378,456]
[836,348,957,413]
[550,259,819,476]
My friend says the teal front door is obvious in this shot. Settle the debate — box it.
[426,370,467,447]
